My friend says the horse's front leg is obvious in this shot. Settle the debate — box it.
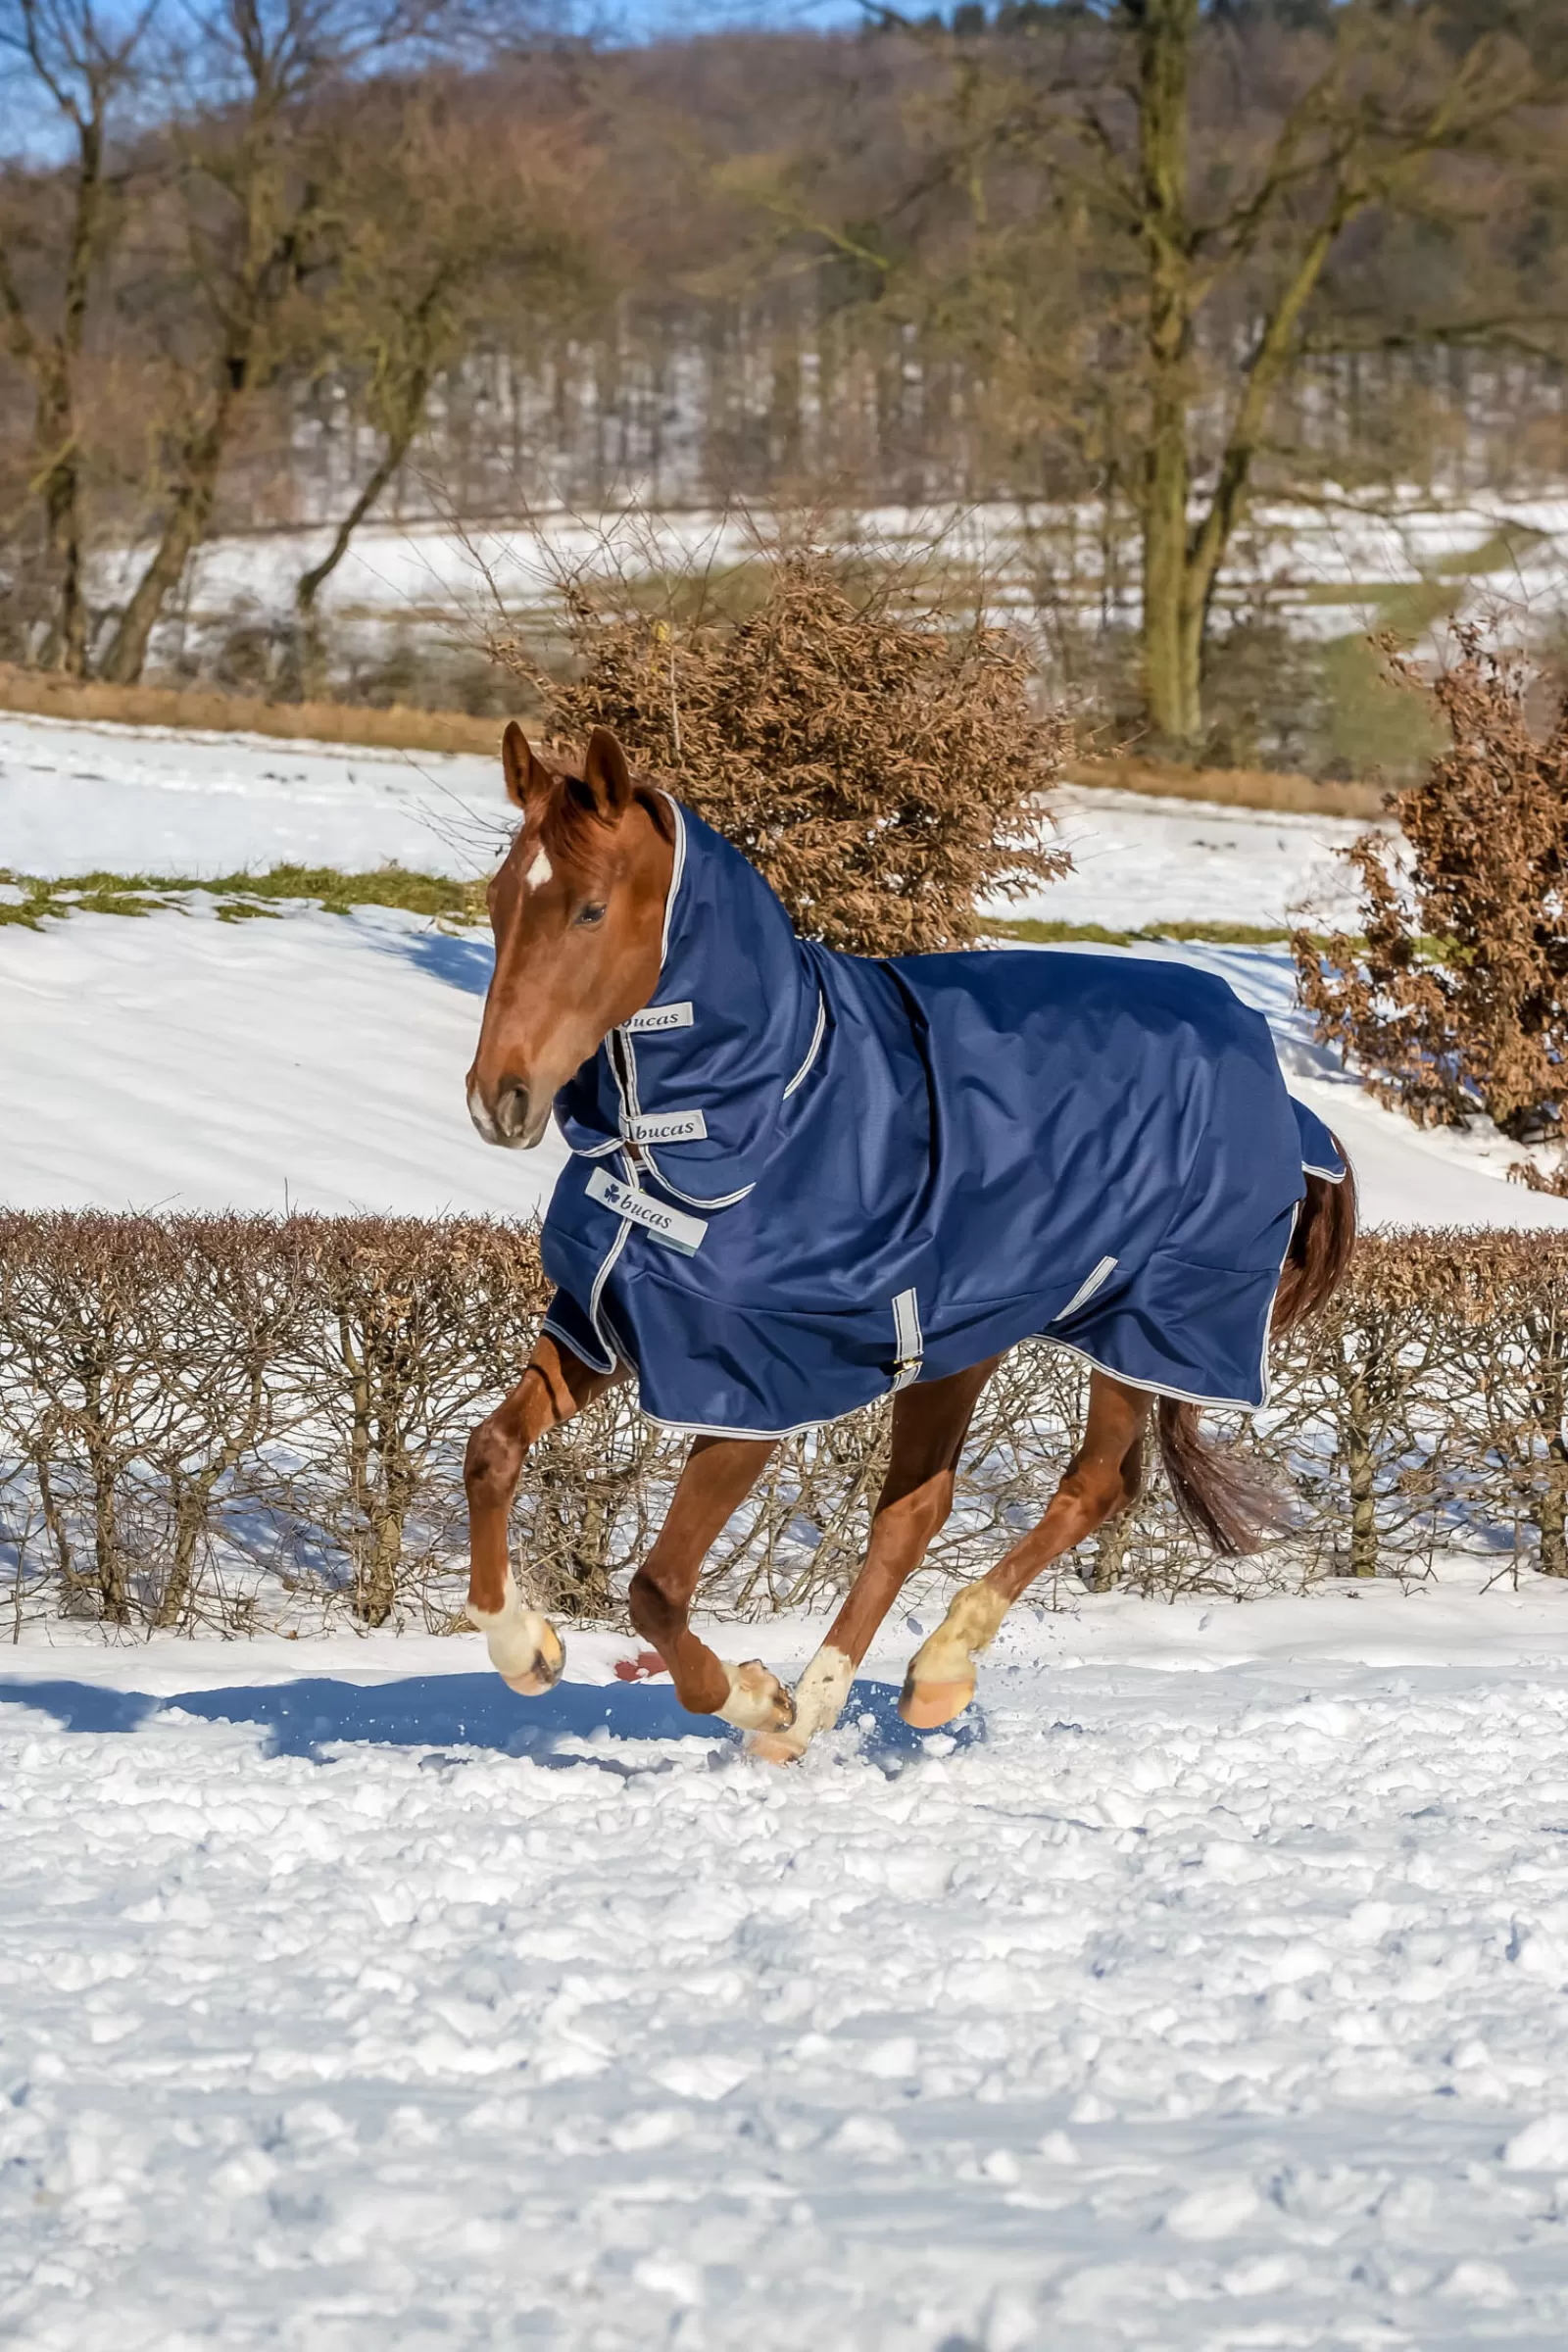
[900,1369,1151,1729]
[466,1335,620,1693]
[628,1436,793,1731]
[748,1359,1001,1763]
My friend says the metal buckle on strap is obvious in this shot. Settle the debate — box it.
[891,1287,923,1392]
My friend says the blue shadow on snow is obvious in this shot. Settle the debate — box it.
[0,1670,982,1772]
[383,929,495,997]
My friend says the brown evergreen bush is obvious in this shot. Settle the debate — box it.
[1294,628,1568,1158]
[493,547,1070,956]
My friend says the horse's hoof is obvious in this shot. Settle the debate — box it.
[898,1673,974,1730]
[500,1616,564,1697]
[745,1725,808,1766]
[717,1659,796,1734]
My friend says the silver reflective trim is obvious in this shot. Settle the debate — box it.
[1054,1253,1119,1322]
[890,1286,923,1392]
[782,989,827,1101]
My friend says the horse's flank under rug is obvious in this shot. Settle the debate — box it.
[463,724,1355,1759]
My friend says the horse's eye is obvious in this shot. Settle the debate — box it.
[575,903,607,927]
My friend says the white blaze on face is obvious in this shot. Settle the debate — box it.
[524,846,553,891]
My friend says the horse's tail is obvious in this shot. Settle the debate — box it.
[1156,1136,1357,1558]
[1269,1145,1358,1340]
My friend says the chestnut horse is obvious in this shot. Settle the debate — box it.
[464,724,1356,1760]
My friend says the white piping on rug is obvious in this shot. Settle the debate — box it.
[1054,1253,1119,1322]
[539,1313,616,1376]
[782,988,827,1100]
[586,1167,637,1367]
[656,793,686,969]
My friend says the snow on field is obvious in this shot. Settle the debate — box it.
[1,713,1374,926]
[1022,784,1375,931]
[97,490,1568,647]
[7,1571,1568,2348]
[0,710,508,881]
[4,707,1566,1226]
[0,896,564,1219]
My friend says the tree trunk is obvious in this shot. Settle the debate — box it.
[1527,1312,1568,1577]
[292,380,426,700]
[1134,0,1202,750]
[97,395,233,686]
[32,366,89,676]
[1346,1370,1379,1580]
[98,133,291,688]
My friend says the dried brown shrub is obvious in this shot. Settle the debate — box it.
[495,546,1070,956]
[1294,628,1568,1150]
[4,1217,1568,1640]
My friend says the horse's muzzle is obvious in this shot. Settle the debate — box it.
[469,1076,548,1151]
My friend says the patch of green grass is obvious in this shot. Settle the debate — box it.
[0,863,487,929]
[980,915,1304,949]
[981,914,1468,965]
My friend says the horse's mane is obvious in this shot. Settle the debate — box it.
[524,757,675,878]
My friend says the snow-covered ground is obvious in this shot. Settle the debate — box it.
[7,1571,1568,2348]
[1039,784,1374,931]
[0,896,567,1218]
[0,710,1375,924]
[3,708,1564,1226]
[0,710,511,882]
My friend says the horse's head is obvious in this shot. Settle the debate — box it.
[466,721,675,1150]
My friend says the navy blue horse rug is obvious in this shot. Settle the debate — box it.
[541,801,1345,1438]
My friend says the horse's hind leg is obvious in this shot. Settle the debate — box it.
[627,1437,793,1731]
[899,1370,1150,1730]
[466,1336,619,1693]
[749,1359,1000,1763]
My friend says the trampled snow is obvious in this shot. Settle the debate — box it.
[6,1572,1568,2347]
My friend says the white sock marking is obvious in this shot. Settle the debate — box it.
[793,1644,856,1740]
[467,1578,555,1681]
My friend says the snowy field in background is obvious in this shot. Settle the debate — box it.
[2,709,1562,1227]
[7,1570,1568,2347]
[0,711,1376,927]
[95,487,1568,656]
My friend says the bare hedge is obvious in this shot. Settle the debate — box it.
[1,1213,1565,1639]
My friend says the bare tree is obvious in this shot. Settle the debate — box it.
[96,0,453,685]
[845,0,1559,749]
[0,0,157,671]
[289,74,590,695]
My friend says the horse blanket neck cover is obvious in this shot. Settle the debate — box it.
[541,799,1345,1438]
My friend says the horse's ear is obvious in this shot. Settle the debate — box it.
[501,721,551,814]
[581,726,634,824]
